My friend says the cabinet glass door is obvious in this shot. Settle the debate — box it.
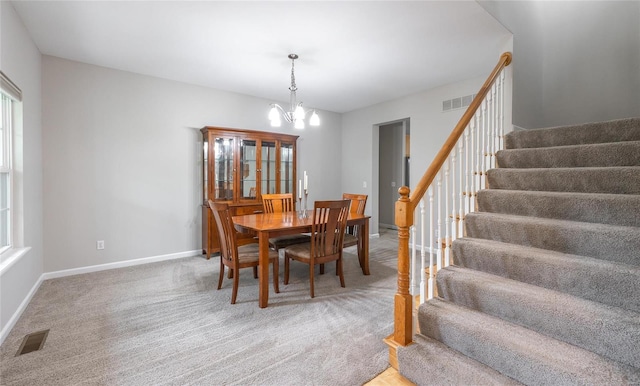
[240,139,257,199]
[261,141,277,195]
[214,137,234,200]
[280,142,294,194]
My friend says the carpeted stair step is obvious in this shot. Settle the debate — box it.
[397,334,523,386]
[504,117,640,149]
[486,166,640,194]
[496,140,640,168]
[452,238,640,313]
[436,266,640,368]
[464,212,640,266]
[476,190,640,227]
[417,298,640,385]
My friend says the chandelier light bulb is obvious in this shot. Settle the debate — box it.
[309,110,320,126]
[268,54,319,129]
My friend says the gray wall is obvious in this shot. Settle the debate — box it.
[42,56,342,273]
[480,0,640,129]
[0,1,43,339]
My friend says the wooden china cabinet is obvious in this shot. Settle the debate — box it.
[201,126,299,258]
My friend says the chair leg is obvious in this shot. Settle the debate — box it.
[231,267,239,304]
[284,254,290,285]
[253,266,258,279]
[228,268,233,279]
[217,259,224,290]
[338,258,345,288]
[272,257,280,293]
[309,263,315,298]
[320,263,325,275]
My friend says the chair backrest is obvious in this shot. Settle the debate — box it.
[342,193,368,216]
[209,200,238,266]
[310,200,351,258]
[262,193,295,213]
[342,193,367,236]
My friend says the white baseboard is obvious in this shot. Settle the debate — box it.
[42,250,202,280]
[0,249,201,345]
[0,273,43,346]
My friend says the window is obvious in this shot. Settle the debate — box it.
[1,92,11,254]
[0,71,22,261]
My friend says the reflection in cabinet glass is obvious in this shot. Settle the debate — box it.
[201,126,299,258]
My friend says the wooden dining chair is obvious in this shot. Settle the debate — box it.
[209,200,279,304]
[283,199,350,298]
[342,193,368,249]
[262,193,311,250]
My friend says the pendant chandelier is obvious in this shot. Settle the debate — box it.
[268,54,320,129]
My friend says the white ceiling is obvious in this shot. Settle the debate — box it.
[10,1,511,114]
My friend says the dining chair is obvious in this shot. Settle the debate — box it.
[342,193,368,250]
[283,199,350,298]
[261,193,311,250]
[209,200,279,304]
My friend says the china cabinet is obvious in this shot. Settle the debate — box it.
[201,126,299,257]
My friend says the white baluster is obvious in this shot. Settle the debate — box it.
[436,172,443,273]
[451,149,457,244]
[458,139,465,238]
[428,186,435,300]
[499,70,505,150]
[481,98,488,190]
[492,82,499,168]
[419,199,426,304]
[410,224,416,296]
[444,158,450,268]
[464,126,471,217]
[473,111,481,209]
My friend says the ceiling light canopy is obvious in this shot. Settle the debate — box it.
[269,54,319,129]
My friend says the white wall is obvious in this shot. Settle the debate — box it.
[342,75,497,234]
[480,0,640,129]
[0,1,43,340]
[42,56,342,273]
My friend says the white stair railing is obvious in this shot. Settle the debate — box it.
[409,68,508,303]
[387,52,512,358]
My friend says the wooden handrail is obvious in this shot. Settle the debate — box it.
[386,52,512,365]
[408,52,512,214]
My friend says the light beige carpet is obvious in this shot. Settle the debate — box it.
[1,231,398,385]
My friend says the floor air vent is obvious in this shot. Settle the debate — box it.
[16,329,49,356]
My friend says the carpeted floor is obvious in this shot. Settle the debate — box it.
[0,230,398,386]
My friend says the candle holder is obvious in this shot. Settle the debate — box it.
[301,190,309,218]
[298,196,304,218]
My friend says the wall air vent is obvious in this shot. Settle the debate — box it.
[442,93,476,112]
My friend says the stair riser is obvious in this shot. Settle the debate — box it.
[476,190,640,227]
[452,238,640,313]
[497,141,640,168]
[486,167,640,194]
[464,213,640,266]
[504,117,640,149]
[418,300,640,385]
[436,267,640,368]
[397,335,523,386]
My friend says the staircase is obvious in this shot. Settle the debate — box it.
[397,117,640,385]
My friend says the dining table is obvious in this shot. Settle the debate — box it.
[233,210,370,308]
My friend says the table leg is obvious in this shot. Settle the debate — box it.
[258,231,270,308]
[360,219,370,275]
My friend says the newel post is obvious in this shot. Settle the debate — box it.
[394,186,413,346]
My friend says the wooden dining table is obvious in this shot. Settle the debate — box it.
[233,210,370,308]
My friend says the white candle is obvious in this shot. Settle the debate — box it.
[298,180,302,198]
[304,171,308,191]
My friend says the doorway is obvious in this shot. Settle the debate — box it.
[378,119,410,229]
